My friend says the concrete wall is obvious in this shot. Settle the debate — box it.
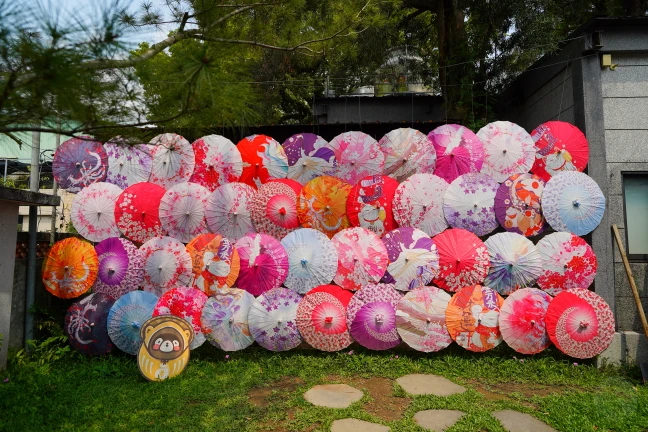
[0,203,19,369]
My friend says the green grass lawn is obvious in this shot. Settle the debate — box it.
[1,343,647,432]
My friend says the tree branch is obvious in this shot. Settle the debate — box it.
[3,132,26,148]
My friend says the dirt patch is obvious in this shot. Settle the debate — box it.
[468,380,583,401]
[326,375,411,421]
[248,376,305,407]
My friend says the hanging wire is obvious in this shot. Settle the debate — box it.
[557,45,575,121]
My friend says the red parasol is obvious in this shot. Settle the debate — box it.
[432,228,490,293]
[530,121,589,182]
[237,135,288,188]
[115,182,167,244]
[346,175,399,238]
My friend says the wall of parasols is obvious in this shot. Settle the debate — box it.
[43,121,612,381]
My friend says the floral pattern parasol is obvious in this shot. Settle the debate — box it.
[483,232,543,296]
[93,237,144,298]
[432,228,490,293]
[248,288,303,351]
[189,135,243,191]
[71,182,122,242]
[283,133,336,184]
[346,283,403,350]
[396,286,453,352]
[52,136,108,193]
[235,233,289,296]
[378,128,436,182]
[427,124,484,183]
[494,173,546,237]
[201,289,255,351]
[392,173,449,237]
[153,287,208,349]
[530,121,589,181]
[104,137,153,189]
[205,182,257,241]
[281,228,338,294]
[477,121,536,183]
[332,227,389,291]
[381,227,439,291]
[328,131,385,185]
[237,135,288,188]
[443,172,499,236]
[159,182,211,243]
[251,181,301,239]
[139,236,193,296]
[148,133,195,188]
[297,175,352,238]
[500,288,552,355]
[115,182,167,244]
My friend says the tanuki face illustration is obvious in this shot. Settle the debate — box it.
[138,316,194,382]
[148,328,185,361]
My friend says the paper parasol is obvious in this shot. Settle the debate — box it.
[189,135,243,191]
[427,124,484,183]
[283,133,336,184]
[159,182,211,243]
[443,172,499,236]
[93,237,144,298]
[483,232,543,296]
[251,181,300,239]
[328,131,385,185]
[332,227,389,291]
[346,175,399,238]
[238,134,288,188]
[378,128,436,182]
[346,283,402,350]
[381,227,439,292]
[190,235,240,296]
[495,173,546,237]
[531,121,589,181]
[392,173,449,237]
[104,137,152,188]
[65,293,115,356]
[148,133,195,188]
[396,286,453,352]
[477,121,536,183]
[107,290,158,355]
[153,286,208,349]
[234,233,289,296]
[500,288,552,355]
[281,228,338,294]
[115,182,167,244]
[139,236,193,296]
[52,136,108,193]
[432,228,490,293]
[248,287,303,351]
[297,175,352,238]
[205,182,256,241]
[71,182,122,242]
[42,237,98,299]
[200,289,255,351]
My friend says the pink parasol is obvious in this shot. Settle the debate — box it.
[443,172,499,236]
[234,233,289,296]
[189,135,243,191]
[93,237,144,298]
[378,128,436,182]
[153,286,208,349]
[328,131,385,185]
[205,182,256,241]
[530,121,589,181]
[392,173,449,237]
[148,133,195,188]
[139,236,193,296]
[346,283,403,350]
[114,182,167,244]
[238,135,288,188]
[331,227,389,291]
[432,228,490,293]
[159,182,211,243]
[250,180,301,239]
[71,182,122,242]
[346,175,399,238]
[477,121,536,183]
[500,288,552,354]
[427,124,484,183]
[395,286,453,352]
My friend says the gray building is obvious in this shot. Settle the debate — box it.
[499,17,648,364]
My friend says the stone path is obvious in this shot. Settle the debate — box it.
[414,409,465,431]
[396,374,467,396]
[304,384,363,409]
[330,418,390,432]
[492,410,557,432]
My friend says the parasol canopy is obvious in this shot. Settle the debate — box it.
[71,182,122,242]
[237,134,288,188]
[148,133,195,188]
[346,283,402,350]
[283,133,336,184]
[392,173,449,237]
[251,180,301,239]
[200,288,255,351]
[542,171,605,236]
[495,173,546,237]
[530,121,589,181]
[159,182,211,243]
[346,175,399,237]
[296,285,354,352]
[443,172,499,236]
[378,128,436,182]
[477,121,536,183]
[545,289,614,359]
[381,227,439,292]
[104,137,153,189]
[281,228,338,294]
[432,228,490,293]
[153,286,208,349]
[446,285,504,352]
[332,227,389,291]
[43,237,98,299]
[115,182,167,244]
[297,175,352,238]
[248,287,303,351]
[234,233,289,296]
[500,288,552,355]
[107,290,158,355]
[427,124,484,183]
[395,286,453,352]
[65,293,115,356]
[328,131,385,185]
[189,134,243,191]
[205,182,256,241]
[536,232,597,296]
[52,136,108,193]
[139,236,193,296]
[93,237,144,298]
[190,234,240,296]
[483,232,543,296]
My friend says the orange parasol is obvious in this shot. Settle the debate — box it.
[297,175,352,238]
[42,237,99,299]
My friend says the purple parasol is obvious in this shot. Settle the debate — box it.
[93,237,144,298]
[381,227,439,291]
[52,136,108,193]
[283,133,336,184]
[346,283,403,350]
[248,287,303,351]
[64,293,115,356]
[443,172,499,236]
[494,173,546,237]
[104,137,153,189]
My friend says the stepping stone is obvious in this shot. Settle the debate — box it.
[492,410,556,432]
[396,374,466,396]
[330,418,390,432]
[304,384,363,408]
[414,409,465,431]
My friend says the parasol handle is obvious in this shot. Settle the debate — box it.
[612,224,648,339]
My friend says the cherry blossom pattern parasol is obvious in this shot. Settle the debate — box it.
[283,133,336,185]
[237,134,288,189]
[395,286,453,352]
[346,175,399,238]
[148,133,195,188]
[483,232,543,296]
[107,290,158,355]
[190,235,240,296]
[381,227,439,292]
[427,124,484,183]
[297,175,352,238]
[332,227,389,291]
[477,121,536,183]
[530,121,589,182]
[328,131,385,185]
[65,293,115,356]
[115,182,167,244]
[159,182,211,243]
[104,137,153,189]
[443,172,499,236]
[139,236,193,296]
[296,285,354,352]
[392,173,449,237]
[499,288,552,355]
[494,173,546,237]
[52,136,108,193]
[42,237,98,299]
[205,182,256,241]
[189,135,243,191]
[542,171,605,236]
[536,232,597,296]
[281,228,338,294]
[248,287,303,351]
[378,128,436,182]
[250,180,301,239]
[432,228,490,293]
[93,237,144,298]
[446,285,504,352]
[153,286,208,349]
[346,283,403,350]
[234,233,289,296]
[71,182,122,242]
[545,289,614,359]
[200,288,255,351]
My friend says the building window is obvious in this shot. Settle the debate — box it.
[623,174,648,260]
